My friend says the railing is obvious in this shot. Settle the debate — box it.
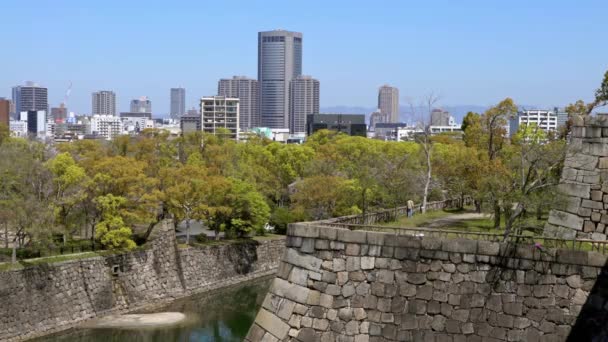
[320,223,608,254]
[322,197,472,226]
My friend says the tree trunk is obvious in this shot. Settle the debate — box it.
[4,223,8,249]
[186,219,190,245]
[493,201,501,229]
[422,147,432,214]
[503,203,524,241]
[11,244,16,264]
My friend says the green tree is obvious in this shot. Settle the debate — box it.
[94,194,136,250]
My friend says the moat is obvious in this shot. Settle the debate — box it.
[33,277,271,342]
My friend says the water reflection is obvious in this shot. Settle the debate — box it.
[34,277,271,342]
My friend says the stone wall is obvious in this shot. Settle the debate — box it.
[246,223,607,341]
[546,114,608,239]
[0,222,285,342]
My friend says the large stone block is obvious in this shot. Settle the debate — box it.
[582,199,604,210]
[564,153,598,171]
[558,183,590,199]
[288,223,319,238]
[337,229,367,244]
[442,239,477,254]
[254,308,291,339]
[547,210,584,231]
[283,248,322,272]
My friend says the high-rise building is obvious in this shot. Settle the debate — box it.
[289,75,319,135]
[12,82,48,115]
[430,109,451,126]
[258,30,303,129]
[170,88,186,119]
[25,110,47,137]
[51,105,68,124]
[508,110,558,137]
[0,98,9,127]
[218,76,259,129]
[201,96,239,140]
[378,85,399,123]
[92,90,117,116]
[130,96,152,114]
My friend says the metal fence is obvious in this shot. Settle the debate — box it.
[322,197,472,226]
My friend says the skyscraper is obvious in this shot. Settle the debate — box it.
[170,88,186,119]
[378,85,399,123]
[218,76,259,129]
[130,96,152,114]
[258,30,302,129]
[289,75,319,135]
[12,81,48,115]
[0,98,9,126]
[92,90,117,116]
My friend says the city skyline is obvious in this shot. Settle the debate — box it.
[1,1,607,115]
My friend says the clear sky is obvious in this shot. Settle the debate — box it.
[1,0,607,115]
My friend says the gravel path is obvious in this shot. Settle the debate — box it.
[424,212,488,229]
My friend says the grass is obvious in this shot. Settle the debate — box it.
[189,233,285,247]
[0,251,102,272]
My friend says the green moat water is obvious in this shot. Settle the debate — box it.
[33,277,271,342]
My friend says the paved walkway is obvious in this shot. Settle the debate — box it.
[424,212,488,229]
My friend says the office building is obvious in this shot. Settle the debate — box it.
[180,113,202,134]
[12,82,48,115]
[92,90,117,116]
[258,30,303,129]
[430,108,451,126]
[90,115,122,140]
[369,110,386,131]
[306,114,366,137]
[51,105,68,124]
[374,122,410,140]
[378,85,399,123]
[24,110,47,137]
[0,98,9,126]
[170,88,186,119]
[218,76,259,129]
[186,107,199,116]
[289,75,319,135]
[509,110,558,137]
[201,96,239,139]
[130,96,152,113]
[555,107,569,128]
[119,112,153,133]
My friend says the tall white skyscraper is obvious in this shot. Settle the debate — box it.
[130,96,152,113]
[12,81,48,115]
[92,90,117,116]
[218,76,259,129]
[289,75,319,135]
[258,30,302,129]
[378,85,399,123]
[170,88,186,119]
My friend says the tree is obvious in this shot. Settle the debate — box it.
[46,153,88,242]
[499,125,566,239]
[164,165,209,244]
[94,194,136,250]
[290,175,361,220]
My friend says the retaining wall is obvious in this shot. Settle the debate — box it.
[546,114,608,239]
[246,223,608,341]
[0,222,284,342]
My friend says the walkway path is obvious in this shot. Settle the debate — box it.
[424,212,488,229]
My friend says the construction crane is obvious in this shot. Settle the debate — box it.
[61,82,72,109]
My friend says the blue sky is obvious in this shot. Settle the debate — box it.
[1,0,607,115]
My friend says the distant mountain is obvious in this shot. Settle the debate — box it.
[320,105,490,124]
